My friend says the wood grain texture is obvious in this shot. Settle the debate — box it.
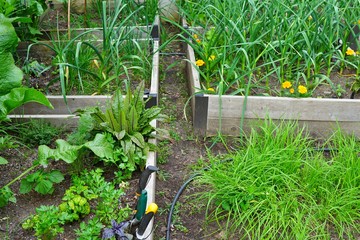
[207,95,360,122]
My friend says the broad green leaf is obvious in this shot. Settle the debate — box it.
[121,140,133,155]
[128,105,139,134]
[91,110,107,125]
[120,111,128,132]
[0,88,53,121]
[38,140,81,166]
[35,179,53,195]
[0,14,19,52]
[19,179,33,194]
[37,145,54,166]
[105,108,120,132]
[115,130,126,140]
[26,171,41,182]
[84,133,113,159]
[140,108,162,125]
[133,81,145,113]
[130,132,145,148]
[0,52,22,95]
[54,140,81,163]
[48,170,64,184]
[111,89,124,123]
[0,157,8,164]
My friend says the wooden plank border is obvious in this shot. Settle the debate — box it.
[185,39,360,138]
[9,39,160,127]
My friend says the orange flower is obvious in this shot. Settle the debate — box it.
[196,38,201,43]
[196,59,205,67]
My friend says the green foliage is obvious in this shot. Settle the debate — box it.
[37,133,113,166]
[0,87,54,121]
[26,0,154,97]
[0,0,47,40]
[0,186,16,207]
[193,120,360,239]
[0,135,19,165]
[14,120,62,147]
[65,82,164,178]
[22,205,67,239]
[75,218,104,240]
[178,0,360,96]
[0,14,23,94]
[20,170,64,195]
[22,168,131,239]
[0,14,53,121]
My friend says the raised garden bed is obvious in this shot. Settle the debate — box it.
[10,39,160,127]
[16,15,160,59]
[185,41,360,138]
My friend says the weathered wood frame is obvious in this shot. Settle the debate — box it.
[10,39,160,127]
[185,40,360,138]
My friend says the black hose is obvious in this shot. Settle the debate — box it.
[165,172,201,240]
[165,158,233,240]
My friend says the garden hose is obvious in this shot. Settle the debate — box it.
[165,158,233,240]
[165,172,202,240]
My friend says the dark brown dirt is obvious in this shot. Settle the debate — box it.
[151,25,237,240]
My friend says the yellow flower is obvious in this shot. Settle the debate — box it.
[196,59,205,67]
[289,88,295,94]
[358,19,360,24]
[298,85,308,94]
[308,15,313,21]
[193,34,198,39]
[346,47,356,56]
[196,38,201,43]
[208,55,216,61]
[282,81,292,89]
[207,87,215,92]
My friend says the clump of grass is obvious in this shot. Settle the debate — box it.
[192,120,360,239]
[11,120,64,147]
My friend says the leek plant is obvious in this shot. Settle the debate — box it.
[25,0,155,98]
[179,0,360,97]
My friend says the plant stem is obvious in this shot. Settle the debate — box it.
[2,164,39,189]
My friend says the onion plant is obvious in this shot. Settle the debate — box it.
[25,0,155,99]
[179,0,360,97]
[191,120,360,239]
